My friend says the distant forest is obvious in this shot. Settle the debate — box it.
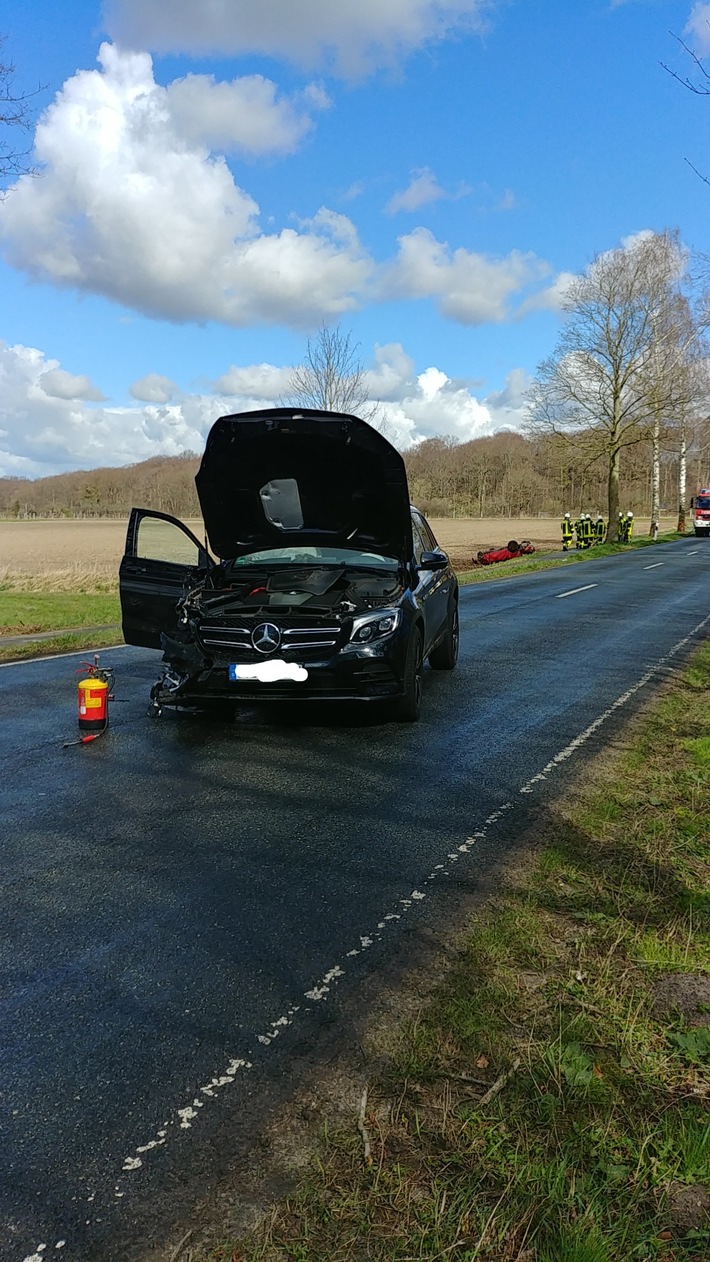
[2,425,709,520]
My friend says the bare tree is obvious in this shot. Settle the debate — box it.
[638,235,690,535]
[1,36,43,187]
[527,233,694,540]
[662,32,710,96]
[662,31,710,186]
[639,236,710,534]
[285,324,387,431]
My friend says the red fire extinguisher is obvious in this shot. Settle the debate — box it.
[64,656,115,746]
[77,675,110,733]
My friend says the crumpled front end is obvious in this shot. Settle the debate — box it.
[151,563,408,708]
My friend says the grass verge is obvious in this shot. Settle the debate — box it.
[0,589,120,636]
[0,628,124,664]
[458,531,688,585]
[205,641,710,1262]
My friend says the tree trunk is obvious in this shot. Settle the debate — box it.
[650,407,661,538]
[678,417,687,533]
[607,446,621,541]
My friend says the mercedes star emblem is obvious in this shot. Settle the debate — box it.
[252,622,281,654]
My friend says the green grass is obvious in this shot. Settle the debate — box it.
[0,589,121,636]
[0,627,124,663]
[204,639,710,1262]
[458,531,687,585]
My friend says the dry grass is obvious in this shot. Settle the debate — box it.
[0,521,128,588]
[200,642,710,1262]
[0,516,677,588]
[0,519,203,589]
[434,517,559,568]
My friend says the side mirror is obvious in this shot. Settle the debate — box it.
[690,497,695,508]
[419,549,449,571]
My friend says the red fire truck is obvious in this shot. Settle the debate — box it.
[690,487,710,536]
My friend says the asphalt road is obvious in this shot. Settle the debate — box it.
[2,539,709,1262]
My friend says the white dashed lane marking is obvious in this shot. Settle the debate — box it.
[555,583,598,599]
[18,608,710,1261]
[643,562,663,570]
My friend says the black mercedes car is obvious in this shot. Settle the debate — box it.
[119,408,458,721]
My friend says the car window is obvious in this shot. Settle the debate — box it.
[410,516,428,564]
[418,516,439,551]
[136,517,202,566]
[230,546,396,569]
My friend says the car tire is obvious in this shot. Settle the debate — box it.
[428,601,459,671]
[393,628,424,722]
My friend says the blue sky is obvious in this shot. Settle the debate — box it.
[1,0,709,476]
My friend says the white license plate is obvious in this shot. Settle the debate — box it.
[229,661,309,683]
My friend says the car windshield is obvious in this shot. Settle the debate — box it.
[696,496,710,510]
[229,546,397,570]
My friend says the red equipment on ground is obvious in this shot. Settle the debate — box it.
[64,655,116,747]
[78,676,109,733]
[476,540,535,566]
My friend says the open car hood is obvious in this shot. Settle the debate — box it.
[195,408,413,562]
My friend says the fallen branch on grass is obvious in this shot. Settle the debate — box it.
[168,1228,193,1261]
[477,1058,521,1108]
[434,1072,491,1088]
[357,1085,372,1164]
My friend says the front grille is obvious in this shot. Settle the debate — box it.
[198,624,251,651]
[282,626,340,650]
[198,620,342,656]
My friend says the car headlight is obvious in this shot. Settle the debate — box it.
[346,608,402,647]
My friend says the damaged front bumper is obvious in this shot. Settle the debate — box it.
[150,630,402,709]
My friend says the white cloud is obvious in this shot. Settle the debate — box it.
[686,4,710,54]
[129,373,179,403]
[365,342,418,400]
[0,342,214,475]
[165,74,330,157]
[38,367,105,401]
[481,367,531,420]
[0,44,369,329]
[517,270,576,316]
[386,168,447,214]
[379,227,550,323]
[105,0,491,77]
[497,188,518,211]
[0,45,564,334]
[375,363,524,446]
[0,339,532,476]
[213,363,294,399]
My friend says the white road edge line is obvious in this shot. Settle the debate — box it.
[20,608,710,1261]
[555,583,598,599]
[643,562,663,570]
[520,610,710,794]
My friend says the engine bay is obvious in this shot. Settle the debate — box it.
[179,563,405,622]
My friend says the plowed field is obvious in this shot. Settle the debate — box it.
[0,516,674,585]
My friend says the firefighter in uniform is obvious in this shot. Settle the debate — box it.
[594,514,605,544]
[574,513,584,548]
[617,511,625,542]
[625,511,634,542]
[561,512,574,550]
[581,513,594,548]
